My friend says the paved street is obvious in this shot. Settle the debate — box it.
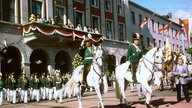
[1,85,192,108]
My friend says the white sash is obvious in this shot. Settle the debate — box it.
[132,44,141,52]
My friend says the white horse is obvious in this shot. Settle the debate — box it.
[64,44,108,108]
[115,47,164,107]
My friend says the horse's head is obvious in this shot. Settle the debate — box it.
[153,47,164,69]
[92,44,103,67]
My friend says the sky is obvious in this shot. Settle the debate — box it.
[130,0,192,19]
[130,0,192,33]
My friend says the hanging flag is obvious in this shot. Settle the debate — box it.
[175,29,183,38]
[4,37,8,47]
[139,13,155,28]
[182,19,191,48]
[158,22,172,33]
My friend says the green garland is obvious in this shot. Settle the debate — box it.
[72,54,83,69]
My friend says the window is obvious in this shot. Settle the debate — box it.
[118,23,124,41]
[105,0,112,12]
[117,0,123,15]
[91,0,98,7]
[147,37,150,47]
[55,7,64,25]
[173,44,175,51]
[54,0,66,25]
[1,0,15,22]
[152,20,155,32]
[164,41,166,46]
[32,1,42,16]
[92,16,100,33]
[131,11,135,25]
[139,14,142,23]
[106,20,113,40]
[176,45,179,52]
[153,39,156,47]
[75,11,84,29]
[159,40,161,47]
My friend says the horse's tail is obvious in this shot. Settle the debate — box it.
[63,75,76,98]
[102,75,108,94]
[115,77,121,99]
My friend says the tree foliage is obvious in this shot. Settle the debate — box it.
[187,48,192,54]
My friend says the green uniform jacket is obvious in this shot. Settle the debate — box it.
[5,78,9,89]
[83,46,93,65]
[17,78,21,88]
[29,78,34,88]
[33,78,40,89]
[45,77,53,88]
[0,80,4,91]
[52,76,56,87]
[8,78,17,90]
[55,77,62,90]
[127,44,143,62]
[40,78,46,87]
[21,78,28,90]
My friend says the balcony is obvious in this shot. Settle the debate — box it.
[23,22,103,45]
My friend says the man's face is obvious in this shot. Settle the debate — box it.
[133,39,139,45]
[178,59,183,65]
[85,41,91,47]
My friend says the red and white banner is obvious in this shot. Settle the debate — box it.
[23,23,103,42]
[158,22,172,33]
[175,29,183,38]
[139,13,155,28]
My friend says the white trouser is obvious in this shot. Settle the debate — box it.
[6,89,10,102]
[0,91,3,105]
[46,88,53,100]
[28,88,33,100]
[10,90,16,104]
[55,89,63,103]
[32,89,40,102]
[41,87,46,100]
[3,89,6,100]
[53,87,56,100]
[21,90,28,103]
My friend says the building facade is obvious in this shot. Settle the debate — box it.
[0,0,187,78]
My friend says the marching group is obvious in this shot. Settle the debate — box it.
[0,70,72,106]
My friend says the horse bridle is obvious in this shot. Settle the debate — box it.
[92,52,104,81]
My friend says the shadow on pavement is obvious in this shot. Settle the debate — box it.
[105,103,136,108]
[151,98,178,107]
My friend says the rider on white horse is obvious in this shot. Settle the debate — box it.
[127,33,144,82]
[80,34,94,87]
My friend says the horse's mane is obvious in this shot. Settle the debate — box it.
[144,47,158,59]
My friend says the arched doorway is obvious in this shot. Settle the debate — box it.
[107,55,116,74]
[30,49,48,76]
[1,46,22,78]
[55,51,70,75]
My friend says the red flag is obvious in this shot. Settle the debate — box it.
[175,29,183,38]
[4,38,8,47]
[139,13,155,28]
[182,19,190,48]
[158,22,172,33]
